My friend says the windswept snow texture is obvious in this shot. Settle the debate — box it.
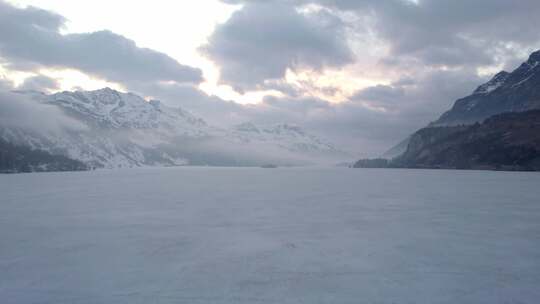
[1,168,540,304]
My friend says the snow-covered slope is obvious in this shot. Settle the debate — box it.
[232,122,342,155]
[48,88,207,133]
[0,88,346,168]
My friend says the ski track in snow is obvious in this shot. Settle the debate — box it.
[1,167,540,304]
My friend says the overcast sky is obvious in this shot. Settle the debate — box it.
[1,0,540,156]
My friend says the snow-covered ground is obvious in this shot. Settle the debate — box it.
[1,167,540,304]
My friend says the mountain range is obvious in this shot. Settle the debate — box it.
[4,49,539,173]
[0,88,346,172]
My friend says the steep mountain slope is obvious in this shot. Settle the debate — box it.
[392,110,540,170]
[0,88,345,169]
[435,50,540,126]
[381,136,410,159]
[382,49,540,160]
[355,110,540,171]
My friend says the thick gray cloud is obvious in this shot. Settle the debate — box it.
[222,0,540,68]
[270,69,485,155]
[17,74,60,92]
[133,82,247,126]
[208,0,540,155]
[0,89,87,133]
[197,66,485,155]
[2,0,539,157]
[145,64,486,156]
[369,0,540,68]
[0,77,13,90]
[202,1,353,92]
[351,85,405,109]
[0,1,202,85]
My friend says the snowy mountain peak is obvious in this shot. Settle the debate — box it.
[434,49,540,126]
[268,124,306,136]
[234,122,261,133]
[514,49,540,74]
[2,88,348,168]
[527,49,540,65]
[473,71,510,95]
[47,88,206,130]
[234,122,306,136]
[74,87,126,105]
[149,99,161,108]
[233,122,341,155]
[235,122,306,136]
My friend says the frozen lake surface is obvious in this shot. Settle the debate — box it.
[1,167,540,304]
